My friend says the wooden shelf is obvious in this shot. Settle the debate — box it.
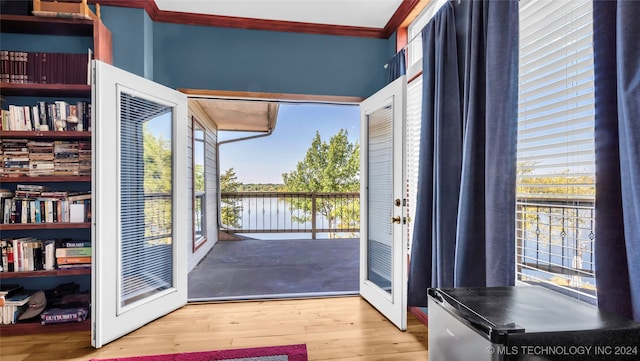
[0,14,94,36]
[0,130,91,139]
[0,268,90,279]
[0,318,90,336]
[0,82,91,97]
[0,175,91,183]
[0,222,91,231]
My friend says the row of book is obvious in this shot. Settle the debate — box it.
[1,139,91,177]
[0,285,89,325]
[0,238,92,273]
[1,100,92,132]
[0,291,30,325]
[0,185,91,224]
[0,50,89,85]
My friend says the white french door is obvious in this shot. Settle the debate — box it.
[359,76,408,330]
[92,60,188,348]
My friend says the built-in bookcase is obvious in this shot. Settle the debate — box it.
[0,13,111,335]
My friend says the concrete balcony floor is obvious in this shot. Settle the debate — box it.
[187,237,359,301]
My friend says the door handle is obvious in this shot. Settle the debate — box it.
[391,216,401,224]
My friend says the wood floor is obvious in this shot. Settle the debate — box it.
[0,296,428,361]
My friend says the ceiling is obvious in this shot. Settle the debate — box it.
[153,0,405,28]
[191,98,279,132]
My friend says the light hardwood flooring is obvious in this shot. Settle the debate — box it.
[0,296,428,361]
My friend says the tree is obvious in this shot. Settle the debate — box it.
[220,167,243,228]
[282,130,360,237]
[143,124,173,243]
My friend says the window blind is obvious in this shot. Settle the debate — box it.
[406,76,422,252]
[120,92,174,307]
[367,103,394,291]
[516,0,596,303]
[517,0,595,200]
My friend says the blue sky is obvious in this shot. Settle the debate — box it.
[219,103,360,184]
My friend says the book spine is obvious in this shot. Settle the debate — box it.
[58,241,91,248]
[55,247,91,257]
[44,240,56,271]
[56,256,91,264]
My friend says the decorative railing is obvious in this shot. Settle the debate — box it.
[516,198,596,302]
[220,192,360,239]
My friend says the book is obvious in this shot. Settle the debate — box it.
[5,293,30,304]
[43,239,56,271]
[69,203,85,223]
[40,307,88,325]
[56,256,91,265]
[57,240,91,248]
[55,247,91,257]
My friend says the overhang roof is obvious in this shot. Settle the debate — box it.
[191,98,279,132]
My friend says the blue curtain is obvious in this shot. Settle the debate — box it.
[408,0,519,306]
[592,0,640,322]
[386,48,406,83]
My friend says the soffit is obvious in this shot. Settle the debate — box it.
[192,98,279,132]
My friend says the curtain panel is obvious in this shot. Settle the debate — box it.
[408,0,519,306]
[592,0,640,322]
[386,48,407,84]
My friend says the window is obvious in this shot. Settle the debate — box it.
[516,0,596,303]
[406,0,448,78]
[192,118,206,249]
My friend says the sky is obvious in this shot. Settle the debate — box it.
[219,103,360,184]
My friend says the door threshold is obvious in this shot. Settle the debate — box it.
[188,290,358,303]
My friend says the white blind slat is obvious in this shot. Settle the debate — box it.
[406,77,422,251]
[367,103,393,286]
[120,92,174,306]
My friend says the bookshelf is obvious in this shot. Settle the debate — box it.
[0,268,90,279]
[0,83,92,97]
[0,12,110,334]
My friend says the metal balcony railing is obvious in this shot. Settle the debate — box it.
[143,192,173,244]
[516,198,596,302]
[220,192,360,239]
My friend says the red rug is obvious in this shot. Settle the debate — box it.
[90,344,308,361]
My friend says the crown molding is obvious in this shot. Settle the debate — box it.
[94,0,422,39]
[382,0,421,38]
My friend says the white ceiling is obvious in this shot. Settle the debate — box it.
[154,0,404,28]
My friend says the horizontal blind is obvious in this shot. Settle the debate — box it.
[367,104,393,289]
[516,0,596,303]
[120,91,174,307]
[517,0,595,200]
[406,76,422,252]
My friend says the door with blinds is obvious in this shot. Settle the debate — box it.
[92,60,188,348]
[359,75,408,330]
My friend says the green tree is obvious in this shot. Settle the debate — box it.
[282,129,360,237]
[143,126,172,193]
[194,164,205,192]
[220,167,242,228]
[143,124,172,243]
